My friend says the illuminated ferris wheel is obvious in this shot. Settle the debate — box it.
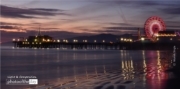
[144,16,166,41]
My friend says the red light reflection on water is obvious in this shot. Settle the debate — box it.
[145,51,170,89]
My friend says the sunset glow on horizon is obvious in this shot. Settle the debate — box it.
[1,0,180,42]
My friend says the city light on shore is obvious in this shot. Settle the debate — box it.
[141,37,145,41]
[94,40,96,43]
[12,38,15,41]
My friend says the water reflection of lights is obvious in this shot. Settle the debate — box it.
[142,50,147,87]
[121,59,134,80]
[142,50,147,72]
[131,59,133,70]
[157,50,162,81]
[103,65,106,74]
[85,53,87,60]
[121,51,134,80]
[173,46,176,66]
[73,53,76,60]
[95,65,98,77]
[57,66,60,82]
[56,54,60,62]
[73,65,77,82]
[94,54,97,59]
[122,60,124,69]
[102,54,105,59]
[85,66,88,79]
[122,50,172,89]
[145,50,170,89]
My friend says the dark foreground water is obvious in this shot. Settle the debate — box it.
[1,46,175,89]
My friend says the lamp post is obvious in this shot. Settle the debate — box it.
[130,39,132,42]
[12,38,16,41]
[94,40,96,43]
[103,40,105,43]
[47,39,50,42]
[121,38,123,41]
[34,39,37,42]
[141,37,145,41]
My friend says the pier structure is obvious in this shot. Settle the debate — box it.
[12,38,123,49]
[12,16,180,50]
[12,38,180,50]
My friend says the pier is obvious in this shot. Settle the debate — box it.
[12,40,180,50]
[12,20,180,50]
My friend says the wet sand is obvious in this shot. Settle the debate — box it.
[1,48,174,89]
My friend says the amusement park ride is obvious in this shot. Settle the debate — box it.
[144,16,166,41]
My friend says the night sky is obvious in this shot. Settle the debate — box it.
[1,0,180,43]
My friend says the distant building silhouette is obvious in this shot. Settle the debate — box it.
[156,31,179,42]
[27,27,53,42]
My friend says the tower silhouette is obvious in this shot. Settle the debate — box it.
[138,28,141,40]
[37,25,41,36]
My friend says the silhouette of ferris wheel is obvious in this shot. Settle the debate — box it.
[144,16,166,41]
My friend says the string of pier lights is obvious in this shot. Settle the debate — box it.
[73,39,78,43]
[120,38,133,42]
[12,38,109,43]
[12,38,23,42]
[12,38,60,42]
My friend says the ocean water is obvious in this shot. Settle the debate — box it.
[1,46,174,89]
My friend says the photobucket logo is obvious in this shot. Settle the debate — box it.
[6,79,38,85]
[29,79,38,84]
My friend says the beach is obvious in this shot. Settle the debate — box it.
[1,47,174,89]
